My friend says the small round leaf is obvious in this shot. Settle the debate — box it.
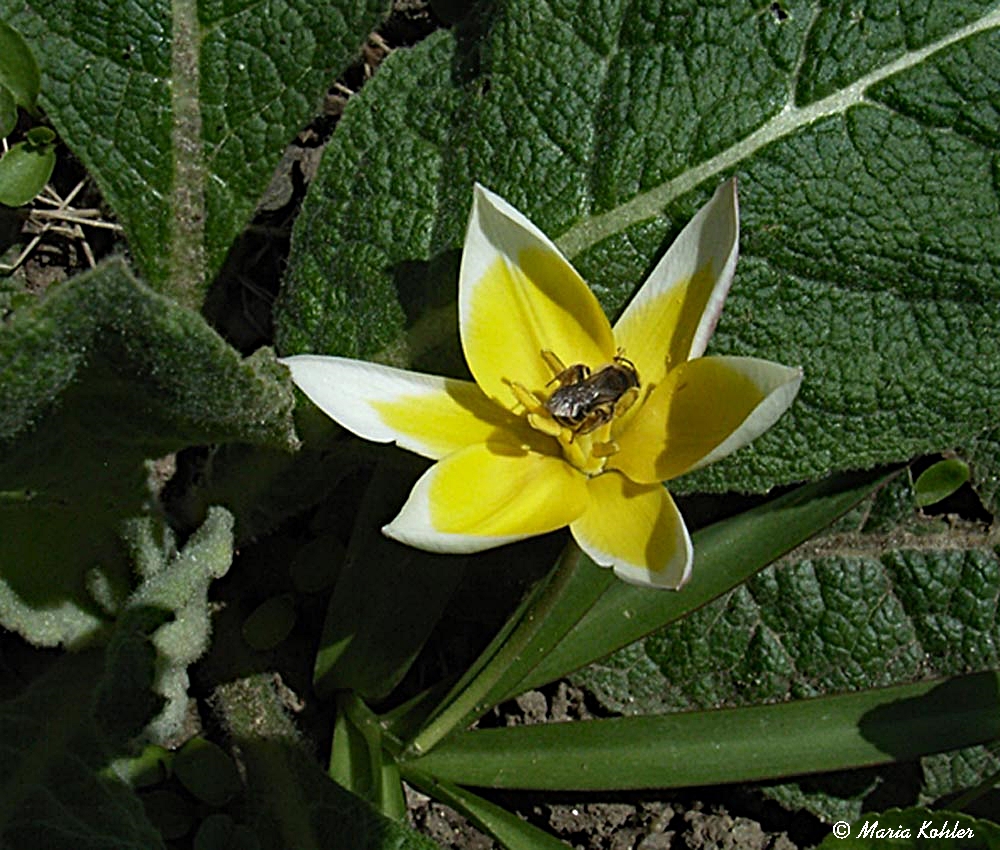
[141,789,193,841]
[0,21,40,110]
[914,459,970,508]
[242,593,297,650]
[193,814,260,850]
[174,737,242,807]
[0,139,55,207]
[25,125,55,145]
[112,744,173,789]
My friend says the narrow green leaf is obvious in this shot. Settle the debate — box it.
[914,458,971,507]
[330,694,407,821]
[0,20,40,109]
[0,0,390,304]
[515,470,894,695]
[0,137,54,206]
[406,671,1000,791]
[404,542,603,757]
[405,770,570,850]
[314,461,466,701]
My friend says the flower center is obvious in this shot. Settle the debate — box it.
[508,350,641,476]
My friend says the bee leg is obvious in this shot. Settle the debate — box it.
[613,386,640,417]
[575,405,615,436]
[541,350,590,387]
[552,364,589,387]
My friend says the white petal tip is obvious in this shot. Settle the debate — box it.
[610,551,693,590]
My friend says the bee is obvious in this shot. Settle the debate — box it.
[543,353,640,436]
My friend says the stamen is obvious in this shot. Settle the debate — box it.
[507,380,543,412]
[526,412,563,438]
[591,440,620,458]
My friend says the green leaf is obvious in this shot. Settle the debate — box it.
[0,0,391,306]
[0,20,40,110]
[175,738,242,807]
[921,742,1000,805]
[0,137,55,206]
[118,508,236,743]
[0,260,293,646]
[276,1,1000,494]
[213,675,438,850]
[313,461,467,701]
[914,459,970,507]
[404,671,1000,791]
[514,470,895,698]
[330,693,407,821]
[815,807,1000,848]
[573,515,1000,718]
[405,770,570,850]
[0,652,164,849]
[966,427,1000,515]
[0,86,16,138]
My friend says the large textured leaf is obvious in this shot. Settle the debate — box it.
[0,260,294,646]
[0,0,390,306]
[276,1,1000,493]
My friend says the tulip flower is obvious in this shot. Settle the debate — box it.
[282,180,801,588]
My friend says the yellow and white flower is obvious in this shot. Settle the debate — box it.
[282,180,802,589]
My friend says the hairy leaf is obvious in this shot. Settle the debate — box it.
[0,260,293,646]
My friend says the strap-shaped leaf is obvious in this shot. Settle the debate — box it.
[405,671,1000,791]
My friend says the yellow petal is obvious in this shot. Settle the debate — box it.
[460,185,615,408]
[384,444,589,553]
[571,472,692,589]
[612,356,803,484]
[613,179,738,389]
[282,355,543,460]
